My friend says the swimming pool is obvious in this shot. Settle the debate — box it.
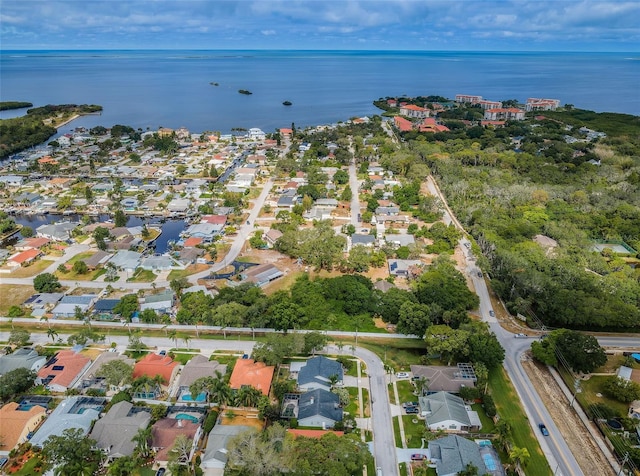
[180,392,206,402]
[482,453,498,471]
[175,413,199,423]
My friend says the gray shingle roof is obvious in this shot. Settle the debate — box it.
[297,388,342,422]
[419,391,470,427]
[429,435,487,476]
[89,401,151,458]
[298,356,343,390]
[0,347,46,375]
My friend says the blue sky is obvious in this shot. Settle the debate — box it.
[2,0,638,51]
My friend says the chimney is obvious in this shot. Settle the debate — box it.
[177,419,183,427]
[310,397,314,404]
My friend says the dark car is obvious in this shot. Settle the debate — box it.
[156,468,166,476]
[489,310,495,317]
[538,423,549,436]
[477,271,483,278]
[405,406,419,414]
[411,453,427,461]
[0,457,8,469]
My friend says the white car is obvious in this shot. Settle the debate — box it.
[514,333,528,338]
[396,372,410,379]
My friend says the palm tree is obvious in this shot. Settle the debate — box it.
[132,426,152,459]
[168,329,178,349]
[509,446,530,470]
[209,378,232,408]
[182,334,191,350]
[40,315,51,329]
[162,324,168,337]
[415,376,429,396]
[47,328,59,343]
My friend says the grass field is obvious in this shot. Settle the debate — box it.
[489,367,550,476]
[7,259,54,277]
[359,339,426,371]
[127,269,156,282]
[402,415,426,448]
[396,380,417,404]
[167,264,209,280]
[0,284,35,314]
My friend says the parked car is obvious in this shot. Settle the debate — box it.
[411,454,428,461]
[405,406,419,414]
[514,333,527,338]
[396,372,410,379]
[0,457,8,470]
[538,423,549,436]
[159,350,166,356]
[489,310,495,317]
[477,271,483,278]
[402,401,419,408]
[155,469,166,476]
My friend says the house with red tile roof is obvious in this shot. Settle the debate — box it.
[133,353,179,386]
[393,116,414,132]
[7,248,43,267]
[183,237,203,248]
[526,98,560,111]
[36,350,92,392]
[229,359,275,396]
[201,215,227,225]
[15,237,50,251]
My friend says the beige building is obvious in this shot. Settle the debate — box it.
[0,402,47,455]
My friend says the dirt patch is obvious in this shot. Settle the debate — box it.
[522,358,615,476]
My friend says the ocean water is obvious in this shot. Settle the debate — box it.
[1,50,638,134]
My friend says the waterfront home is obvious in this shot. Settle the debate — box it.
[140,254,177,271]
[133,353,179,386]
[526,98,560,111]
[0,402,47,455]
[36,350,93,392]
[177,247,205,266]
[167,197,191,213]
[400,104,429,119]
[229,359,275,396]
[36,221,80,242]
[201,214,227,226]
[30,396,105,448]
[297,389,343,429]
[183,222,222,242]
[419,392,481,432]
[140,290,175,313]
[89,401,151,460]
[0,347,47,376]
[14,237,50,251]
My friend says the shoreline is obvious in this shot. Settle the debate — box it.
[54,114,80,129]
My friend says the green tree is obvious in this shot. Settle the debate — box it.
[397,301,432,336]
[424,324,470,365]
[20,225,34,237]
[0,367,36,400]
[93,226,111,251]
[132,426,152,458]
[303,331,328,355]
[97,359,133,388]
[170,277,190,295]
[114,209,127,227]
[8,329,30,346]
[47,328,59,342]
[107,455,138,475]
[556,330,607,374]
[113,294,139,320]
[72,260,88,274]
[602,376,640,403]
[33,272,61,292]
[42,428,102,476]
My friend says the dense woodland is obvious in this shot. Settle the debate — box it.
[0,103,102,159]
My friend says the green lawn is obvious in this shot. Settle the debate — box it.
[560,369,628,418]
[359,339,426,371]
[471,403,495,433]
[393,415,402,447]
[399,462,409,476]
[396,380,417,404]
[402,415,426,448]
[171,352,194,364]
[489,368,550,476]
[127,269,156,282]
[362,388,369,417]
[344,386,359,417]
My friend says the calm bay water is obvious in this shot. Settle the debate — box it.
[1,50,638,134]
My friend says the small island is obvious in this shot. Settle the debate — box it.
[0,101,34,111]
[238,89,252,95]
[282,101,292,106]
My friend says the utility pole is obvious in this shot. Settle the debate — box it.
[617,452,629,476]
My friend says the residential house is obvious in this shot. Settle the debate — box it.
[30,396,105,447]
[277,194,299,211]
[297,356,343,392]
[108,250,142,272]
[410,365,477,393]
[6,248,42,267]
[349,234,376,250]
[229,359,275,396]
[384,234,415,248]
[394,116,414,132]
[84,250,112,270]
[140,289,175,313]
[175,355,227,401]
[139,254,177,271]
[89,401,151,460]
[297,389,343,429]
[455,94,483,104]
[23,292,64,310]
[0,347,47,376]
[36,221,79,241]
[0,175,24,187]
[428,435,490,476]
[418,391,481,432]
[167,198,191,213]
[36,350,92,392]
[151,417,201,464]
[388,259,423,277]
[133,353,179,386]
[15,236,50,251]
[0,402,47,455]
[263,229,283,248]
[201,425,253,473]
[14,192,41,207]
[177,247,205,266]
[51,294,98,318]
[240,263,284,287]
[183,236,203,248]
[79,352,136,392]
[201,215,227,226]
[184,223,222,242]
[92,299,121,319]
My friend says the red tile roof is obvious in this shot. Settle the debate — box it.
[133,353,179,384]
[9,248,42,265]
[183,237,203,248]
[393,116,413,132]
[229,359,275,395]
[24,237,50,248]
[287,429,344,439]
[151,418,199,462]
[201,215,227,225]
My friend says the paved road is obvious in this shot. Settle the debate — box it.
[348,161,360,227]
